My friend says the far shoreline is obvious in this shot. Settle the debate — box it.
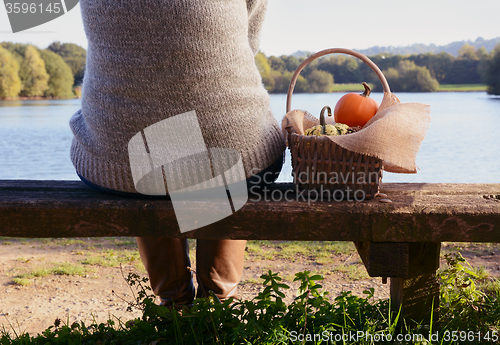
[0,84,488,101]
[0,96,81,101]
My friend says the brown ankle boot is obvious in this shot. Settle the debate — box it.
[136,237,195,307]
[195,239,246,301]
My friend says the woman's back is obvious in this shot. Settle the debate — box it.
[70,0,285,193]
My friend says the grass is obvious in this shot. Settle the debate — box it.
[2,237,143,286]
[5,238,497,290]
[0,237,138,248]
[12,263,90,286]
[438,84,487,91]
[240,278,259,284]
[12,278,32,287]
[245,240,356,262]
[333,264,369,281]
[2,253,500,344]
[326,83,487,93]
[315,256,334,265]
[46,239,87,246]
[2,238,500,343]
[327,83,488,93]
[481,279,500,295]
[81,249,140,267]
[330,83,371,92]
[442,242,500,255]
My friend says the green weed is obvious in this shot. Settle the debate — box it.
[240,278,259,284]
[12,263,90,285]
[81,249,140,267]
[16,267,52,279]
[12,278,31,287]
[438,252,500,333]
[51,239,87,246]
[315,256,334,265]
[2,251,500,344]
[333,263,369,281]
[132,261,146,273]
[51,263,88,276]
[244,240,356,262]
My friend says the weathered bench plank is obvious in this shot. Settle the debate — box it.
[1,180,499,325]
[0,180,499,241]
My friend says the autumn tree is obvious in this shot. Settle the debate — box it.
[486,43,500,95]
[477,47,492,83]
[18,45,49,97]
[48,42,87,85]
[292,73,309,93]
[0,45,22,98]
[268,56,286,72]
[271,71,308,93]
[39,49,74,98]
[317,55,362,84]
[306,69,334,93]
[384,60,439,92]
[444,44,482,84]
[409,52,454,83]
[255,51,275,91]
[281,55,300,73]
[270,70,290,93]
[457,44,479,60]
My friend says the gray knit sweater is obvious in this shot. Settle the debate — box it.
[70,0,285,193]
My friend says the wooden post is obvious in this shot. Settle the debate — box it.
[355,242,441,326]
[390,272,440,326]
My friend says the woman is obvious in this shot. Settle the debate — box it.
[70,0,285,307]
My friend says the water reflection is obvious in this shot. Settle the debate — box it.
[0,99,80,180]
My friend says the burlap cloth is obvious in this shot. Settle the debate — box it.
[282,92,431,174]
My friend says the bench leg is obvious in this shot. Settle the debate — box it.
[390,272,440,327]
[390,242,441,327]
[354,241,441,327]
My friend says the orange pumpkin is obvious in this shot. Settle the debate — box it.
[334,82,379,127]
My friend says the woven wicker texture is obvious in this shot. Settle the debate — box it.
[281,48,431,199]
[283,111,383,199]
[283,96,431,174]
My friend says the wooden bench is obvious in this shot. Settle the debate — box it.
[1,180,500,325]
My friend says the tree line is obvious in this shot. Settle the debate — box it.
[0,41,86,99]
[255,43,500,95]
[2,41,500,98]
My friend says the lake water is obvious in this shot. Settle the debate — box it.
[0,92,499,183]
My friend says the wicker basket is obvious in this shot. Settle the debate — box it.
[286,48,391,200]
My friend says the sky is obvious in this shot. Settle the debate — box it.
[1,0,500,56]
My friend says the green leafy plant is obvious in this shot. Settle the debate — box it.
[438,252,500,333]
[2,253,500,344]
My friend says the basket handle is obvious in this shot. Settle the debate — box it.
[286,48,391,113]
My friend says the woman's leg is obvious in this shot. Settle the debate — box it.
[136,237,195,307]
[195,155,282,301]
[195,239,247,300]
[77,174,194,306]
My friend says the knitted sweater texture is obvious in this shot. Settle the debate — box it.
[70,0,285,193]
